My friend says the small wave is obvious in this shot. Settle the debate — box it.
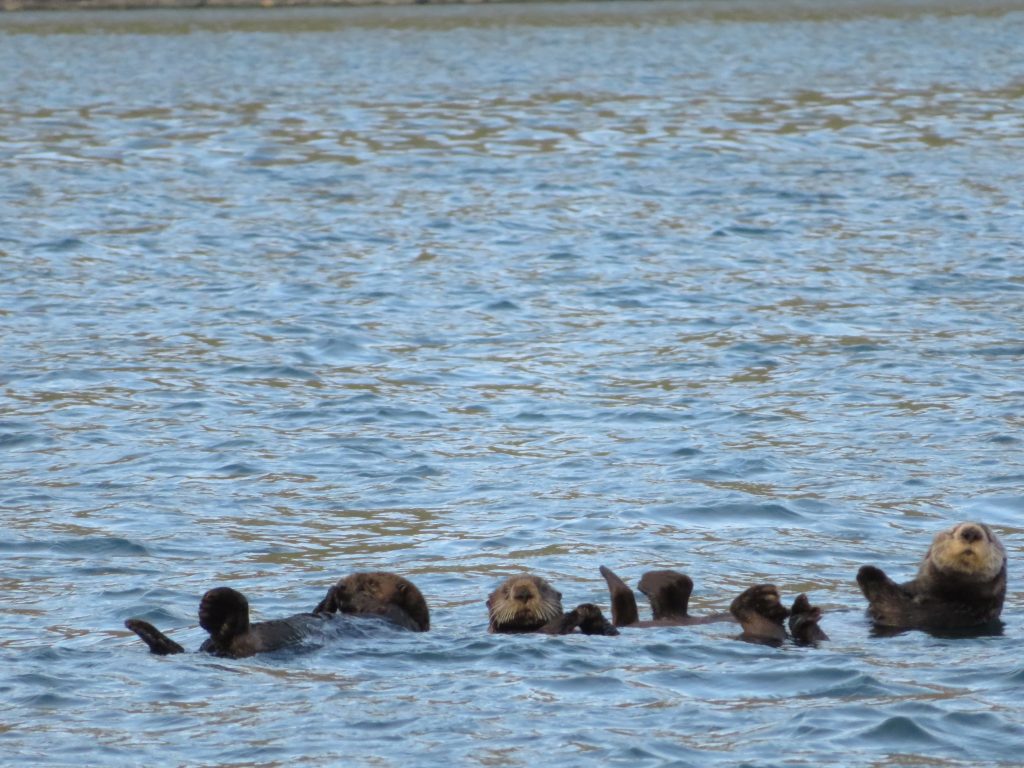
[857,715,945,747]
[649,502,802,523]
[54,537,151,557]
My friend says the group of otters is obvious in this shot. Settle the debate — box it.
[126,521,1008,658]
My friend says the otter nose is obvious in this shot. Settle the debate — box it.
[959,525,983,543]
[513,586,533,602]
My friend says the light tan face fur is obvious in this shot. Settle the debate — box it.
[923,522,1005,580]
[487,575,563,631]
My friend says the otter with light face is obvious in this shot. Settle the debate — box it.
[601,566,828,645]
[313,571,429,632]
[487,574,617,635]
[125,586,324,658]
[857,521,1006,631]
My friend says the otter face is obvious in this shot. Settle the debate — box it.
[926,522,1005,581]
[198,587,251,640]
[487,575,563,633]
[319,572,430,631]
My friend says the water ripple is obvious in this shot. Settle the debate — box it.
[2,2,1023,766]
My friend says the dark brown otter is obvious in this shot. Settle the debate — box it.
[603,566,827,645]
[125,586,323,658]
[313,571,429,632]
[487,574,617,635]
[857,521,1006,631]
[726,584,826,645]
[126,571,430,657]
[600,566,731,627]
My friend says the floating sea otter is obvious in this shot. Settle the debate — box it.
[857,521,1006,631]
[125,586,323,658]
[486,574,618,635]
[125,571,429,658]
[314,571,429,632]
[600,566,828,645]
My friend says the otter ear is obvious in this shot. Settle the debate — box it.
[397,582,408,594]
[555,590,563,601]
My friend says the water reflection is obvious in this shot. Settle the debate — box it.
[1,1,1023,766]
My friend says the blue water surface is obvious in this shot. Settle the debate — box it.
[1,1,1023,765]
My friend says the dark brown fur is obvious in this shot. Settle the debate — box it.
[603,566,827,644]
[857,521,1006,631]
[729,584,790,644]
[788,593,830,644]
[314,572,429,632]
[600,566,732,627]
[125,586,322,658]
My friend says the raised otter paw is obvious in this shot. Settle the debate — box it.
[856,565,887,586]
[788,594,829,645]
[730,585,789,644]
[856,565,901,602]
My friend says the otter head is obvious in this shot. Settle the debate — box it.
[198,587,251,642]
[487,575,564,633]
[317,572,430,631]
[922,522,1006,582]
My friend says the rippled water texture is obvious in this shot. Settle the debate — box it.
[2,1,1024,765]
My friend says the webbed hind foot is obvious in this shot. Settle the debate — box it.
[125,618,186,655]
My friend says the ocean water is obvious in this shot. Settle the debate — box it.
[1,1,1023,765]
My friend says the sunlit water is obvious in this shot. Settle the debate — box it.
[2,1,1023,765]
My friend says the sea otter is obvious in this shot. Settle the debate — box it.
[125,586,324,658]
[313,571,430,632]
[487,574,618,635]
[857,521,1006,631]
[126,571,430,657]
[600,566,731,627]
[601,566,828,645]
[729,584,829,645]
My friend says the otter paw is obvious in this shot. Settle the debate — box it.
[788,594,829,645]
[856,565,887,586]
[573,603,619,636]
[856,565,900,602]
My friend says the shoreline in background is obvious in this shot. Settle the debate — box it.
[5,0,1024,13]
[4,0,469,10]
[7,0,540,10]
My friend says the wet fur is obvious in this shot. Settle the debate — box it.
[314,572,429,632]
[600,566,732,627]
[125,586,322,658]
[603,566,827,644]
[487,574,616,635]
[857,521,1006,630]
[125,571,430,659]
[789,593,830,644]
